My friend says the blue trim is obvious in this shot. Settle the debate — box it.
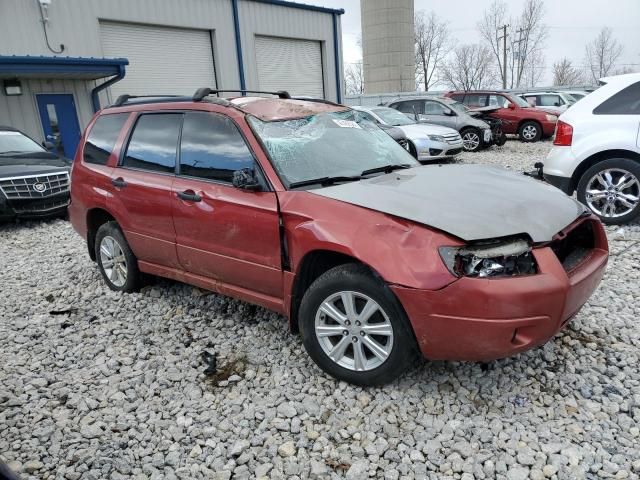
[90,64,126,112]
[332,13,342,103]
[250,0,344,15]
[231,0,247,92]
[0,55,128,78]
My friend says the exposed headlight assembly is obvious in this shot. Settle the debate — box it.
[428,135,445,142]
[439,238,537,278]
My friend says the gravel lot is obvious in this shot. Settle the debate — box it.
[1,139,640,480]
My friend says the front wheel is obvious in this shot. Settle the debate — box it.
[298,264,417,386]
[519,121,542,142]
[577,158,640,224]
[95,221,142,292]
[461,128,482,152]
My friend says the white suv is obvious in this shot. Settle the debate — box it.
[544,73,640,224]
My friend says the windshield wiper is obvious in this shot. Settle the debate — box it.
[288,175,362,189]
[360,164,412,177]
[0,150,27,155]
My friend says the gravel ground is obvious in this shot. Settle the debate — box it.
[1,139,640,480]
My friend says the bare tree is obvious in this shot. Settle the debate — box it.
[344,62,365,95]
[441,44,496,91]
[520,50,545,88]
[585,27,624,83]
[414,11,451,91]
[552,58,585,86]
[478,0,547,88]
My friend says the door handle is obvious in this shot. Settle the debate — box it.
[111,177,127,188]
[177,190,202,202]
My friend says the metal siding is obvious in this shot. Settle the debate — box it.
[237,0,339,101]
[99,22,216,98]
[0,0,239,90]
[255,36,323,97]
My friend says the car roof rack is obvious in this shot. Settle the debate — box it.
[193,88,291,102]
[111,94,186,107]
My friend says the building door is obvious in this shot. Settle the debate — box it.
[36,94,81,159]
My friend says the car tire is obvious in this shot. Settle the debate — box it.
[461,128,482,152]
[495,130,507,146]
[298,263,417,386]
[518,121,542,142]
[576,158,640,225]
[407,140,418,159]
[95,221,142,292]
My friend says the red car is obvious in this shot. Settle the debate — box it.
[445,91,558,142]
[69,89,607,385]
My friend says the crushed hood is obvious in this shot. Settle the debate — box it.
[310,164,587,242]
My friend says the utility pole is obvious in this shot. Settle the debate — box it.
[497,24,509,89]
[513,27,525,87]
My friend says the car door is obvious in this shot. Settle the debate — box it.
[489,94,519,133]
[111,113,181,268]
[391,100,423,121]
[172,111,282,298]
[421,100,457,129]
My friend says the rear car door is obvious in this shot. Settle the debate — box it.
[111,113,181,268]
[172,111,282,297]
[391,100,424,121]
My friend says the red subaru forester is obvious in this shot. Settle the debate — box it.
[69,89,608,385]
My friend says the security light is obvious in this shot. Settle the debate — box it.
[3,79,22,96]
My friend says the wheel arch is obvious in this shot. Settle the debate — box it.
[570,149,640,193]
[86,208,117,261]
[517,118,542,134]
[289,249,382,332]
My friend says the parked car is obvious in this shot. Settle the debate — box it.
[519,91,578,114]
[0,126,71,221]
[383,96,492,152]
[563,90,589,101]
[69,89,608,385]
[446,91,558,142]
[544,73,640,224]
[352,106,463,161]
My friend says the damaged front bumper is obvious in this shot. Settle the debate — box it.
[391,216,608,361]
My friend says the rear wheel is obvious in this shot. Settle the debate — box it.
[95,221,142,292]
[299,264,417,386]
[461,128,482,152]
[577,158,640,224]
[519,121,542,142]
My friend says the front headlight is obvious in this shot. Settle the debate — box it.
[546,114,557,122]
[428,135,445,142]
[439,238,537,278]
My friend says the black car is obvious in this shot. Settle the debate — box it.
[0,126,71,221]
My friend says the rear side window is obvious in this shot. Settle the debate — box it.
[179,112,254,183]
[538,95,561,107]
[84,113,128,165]
[393,100,423,115]
[594,82,640,115]
[463,94,488,108]
[122,114,182,173]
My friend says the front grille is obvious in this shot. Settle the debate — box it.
[11,196,69,214]
[443,133,462,145]
[0,172,69,200]
[550,219,595,272]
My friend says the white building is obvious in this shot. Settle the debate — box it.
[0,0,344,158]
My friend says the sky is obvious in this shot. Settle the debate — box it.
[317,0,640,86]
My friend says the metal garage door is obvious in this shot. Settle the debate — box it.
[100,22,216,99]
[255,36,324,98]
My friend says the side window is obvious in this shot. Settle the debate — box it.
[539,95,561,107]
[464,94,488,108]
[179,112,255,183]
[83,113,128,165]
[122,114,182,173]
[594,82,640,115]
[488,95,509,108]
[449,94,465,102]
[394,100,423,115]
[424,101,447,115]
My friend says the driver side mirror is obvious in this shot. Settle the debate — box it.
[507,103,516,110]
[443,108,455,116]
[42,140,54,150]
[232,168,262,191]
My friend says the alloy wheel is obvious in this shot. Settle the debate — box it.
[522,125,538,140]
[99,235,128,287]
[585,168,640,218]
[462,132,480,151]
[314,291,394,372]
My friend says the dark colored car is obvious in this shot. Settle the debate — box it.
[69,89,608,385]
[0,126,71,220]
[445,91,558,142]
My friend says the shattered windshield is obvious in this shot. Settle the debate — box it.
[248,111,418,187]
